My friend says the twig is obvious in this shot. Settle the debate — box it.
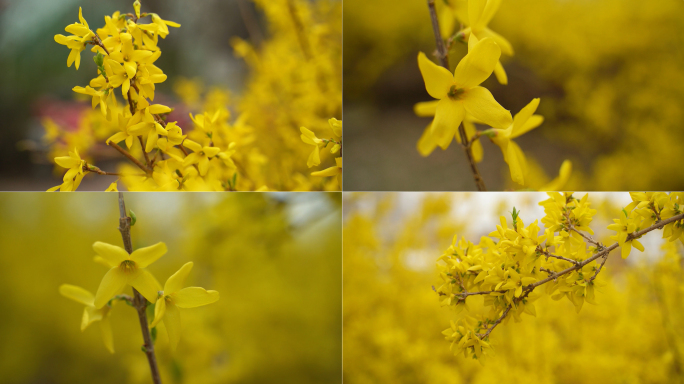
[237,0,263,46]
[108,141,152,174]
[138,137,152,167]
[117,193,162,384]
[426,0,486,191]
[479,305,511,339]
[286,0,312,60]
[537,246,580,266]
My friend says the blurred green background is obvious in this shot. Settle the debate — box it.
[0,0,259,190]
[0,192,342,383]
[343,0,684,191]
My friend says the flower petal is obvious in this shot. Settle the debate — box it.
[130,242,167,268]
[431,98,465,150]
[60,284,95,306]
[163,302,182,350]
[93,241,130,266]
[100,317,115,353]
[462,86,511,129]
[172,287,220,308]
[417,123,438,157]
[94,267,128,308]
[511,98,540,137]
[164,262,193,295]
[414,100,439,117]
[417,52,453,100]
[129,268,162,303]
[453,37,501,89]
[150,296,166,328]
[504,140,526,185]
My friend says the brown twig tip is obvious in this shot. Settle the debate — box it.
[116,193,163,384]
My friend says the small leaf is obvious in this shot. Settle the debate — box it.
[129,209,137,226]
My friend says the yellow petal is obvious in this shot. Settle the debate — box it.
[54,156,81,169]
[60,284,95,306]
[479,27,514,56]
[453,37,501,89]
[123,61,137,78]
[129,268,162,303]
[493,60,508,85]
[511,98,540,137]
[163,302,182,350]
[130,242,167,268]
[540,160,572,191]
[198,156,210,176]
[468,0,488,30]
[150,296,166,328]
[463,120,483,162]
[164,262,193,295]
[514,115,544,138]
[414,100,439,117]
[417,52,453,100]
[417,123,438,157]
[621,244,631,259]
[93,241,129,266]
[504,140,526,185]
[432,98,465,150]
[149,104,172,114]
[94,267,128,308]
[100,317,115,353]
[172,287,219,308]
[462,86,511,128]
[307,147,321,168]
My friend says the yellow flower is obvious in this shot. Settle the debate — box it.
[48,149,87,192]
[92,241,166,308]
[414,100,483,160]
[128,105,173,152]
[59,284,115,353]
[488,98,544,185]
[539,160,572,191]
[607,212,645,259]
[150,262,219,350]
[462,0,514,84]
[311,157,342,178]
[156,122,187,151]
[150,13,181,39]
[105,181,118,192]
[300,127,324,167]
[109,32,153,79]
[417,35,511,150]
[73,85,111,117]
[182,140,221,176]
[54,7,93,70]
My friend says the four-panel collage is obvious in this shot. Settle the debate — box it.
[0,0,682,383]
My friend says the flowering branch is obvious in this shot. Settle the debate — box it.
[117,192,162,384]
[425,0,487,191]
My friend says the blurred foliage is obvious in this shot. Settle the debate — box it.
[343,0,684,190]
[0,192,341,383]
[343,192,684,383]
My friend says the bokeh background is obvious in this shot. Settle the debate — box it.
[0,192,342,383]
[0,0,342,191]
[344,192,684,383]
[343,0,684,191]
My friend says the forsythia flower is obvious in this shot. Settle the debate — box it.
[462,0,513,84]
[59,284,115,353]
[487,98,544,185]
[48,149,86,192]
[92,241,167,308]
[54,7,93,70]
[417,35,511,149]
[300,127,324,167]
[608,210,644,259]
[150,262,219,350]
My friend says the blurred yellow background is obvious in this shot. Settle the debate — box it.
[343,192,684,383]
[343,0,684,191]
[0,192,341,383]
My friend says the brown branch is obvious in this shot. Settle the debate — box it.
[138,137,152,167]
[237,0,263,46]
[90,35,111,55]
[479,304,511,339]
[287,0,312,60]
[537,246,580,266]
[108,141,152,174]
[117,193,162,384]
[85,164,146,177]
[468,211,684,339]
[426,1,486,191]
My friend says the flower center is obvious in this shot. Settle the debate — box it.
[447,85,465,100]
[119,259,137,273]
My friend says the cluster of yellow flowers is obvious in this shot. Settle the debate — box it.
[436,192,684,362]
[47,0,341,191]
[416,0,570,189]
[60,239,218,353]
[300,118,342,188]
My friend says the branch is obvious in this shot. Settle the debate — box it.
[117,193,162,384]
[537,246,580,266]
[426,0,486,191]
[108,141,152,175]
[471,212,684,338]
[479,304,511,339]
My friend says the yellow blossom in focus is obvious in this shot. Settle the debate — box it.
[150,262,219,350]
[54,7,93,70]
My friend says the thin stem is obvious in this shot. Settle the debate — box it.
[237,0,263,45]
[108,141,152,175]
[117,193,162,384]
[479,304,511,339]
[426,1,486,191]
[138,137,152,167]
[537,246,580,266]
[287,0,312,60]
